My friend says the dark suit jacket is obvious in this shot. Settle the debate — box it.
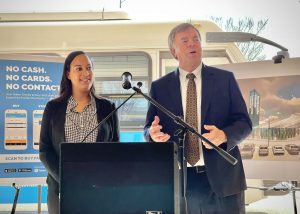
[39,96,120,194]
[144,65,252,197]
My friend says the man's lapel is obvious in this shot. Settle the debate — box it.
[167,69,184,117]
[201,65,215,125]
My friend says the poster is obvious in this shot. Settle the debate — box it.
[0,54,63,185]
[217,57,300,181]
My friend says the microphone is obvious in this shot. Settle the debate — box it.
[121,72,132,89]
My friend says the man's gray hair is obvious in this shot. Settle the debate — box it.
[168,23,202,50]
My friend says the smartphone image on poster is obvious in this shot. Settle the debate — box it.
[4,109,27,150]
[33,110,44,150]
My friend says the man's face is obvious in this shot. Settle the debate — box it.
[171,27,202,70]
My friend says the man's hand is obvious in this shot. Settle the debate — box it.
[202,125,227,149]
[149,116,170,142]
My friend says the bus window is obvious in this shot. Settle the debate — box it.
[89,52,151,130]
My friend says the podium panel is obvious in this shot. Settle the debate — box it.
[60,142,180,214]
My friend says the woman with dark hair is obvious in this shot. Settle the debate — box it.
[39,51,120,214]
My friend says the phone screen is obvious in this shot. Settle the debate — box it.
[33,110,44,150]
[4,109,27,150]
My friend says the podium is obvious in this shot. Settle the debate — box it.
[60,142,180,214]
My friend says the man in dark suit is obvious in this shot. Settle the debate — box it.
[144,23,252,213]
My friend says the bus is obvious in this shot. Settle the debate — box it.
[0,19,245,131]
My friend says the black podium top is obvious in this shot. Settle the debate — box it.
[60,142,179,214]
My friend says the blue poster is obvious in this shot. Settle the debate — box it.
[0,55,63,184]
